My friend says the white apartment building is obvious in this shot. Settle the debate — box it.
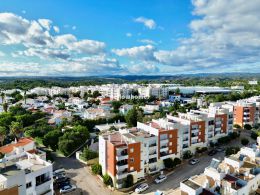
[173,137,260,195]
[0,138,53,195]
[0,152,53,195]
[138,85,169,99]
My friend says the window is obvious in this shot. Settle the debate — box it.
[130,167,134,171]
[169,134,172,138]
[169,150,172,154]
[130,148,134,153]
[130,158,134,163]
[169,142,172,146]
[26,182,32,188]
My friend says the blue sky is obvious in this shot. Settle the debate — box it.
[0,0,259,76]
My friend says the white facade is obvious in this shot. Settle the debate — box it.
[0,152,53,195]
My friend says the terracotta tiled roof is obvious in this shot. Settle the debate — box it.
[0,137,34,154]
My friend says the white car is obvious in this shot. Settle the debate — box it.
[189,158,200,165]
[154,174,167,184]
[135,183,149,193]
[60,184,76,194]
[53,168,65,176]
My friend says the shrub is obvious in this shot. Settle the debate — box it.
[183,150,192,159]
[229,132,240,139]
[218,136,231,144]
[244,124,252,130]
[251,131,258,140]
[241,138,249,146]
[196,147,207,153]
[81,147,98,161]
[163,158,174,169]
[122,174,134,188]
[103,174,113,186]
[173,158,182,166]
[234,124,241,129]
[91,163,102,175]
[225,147,240,156]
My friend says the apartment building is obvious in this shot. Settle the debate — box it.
[0,147,53,195]
[167,114,207,155]
[99,118,179,188]
[173,138,260,195]
[234,100,258,128]
[138,85,169,99]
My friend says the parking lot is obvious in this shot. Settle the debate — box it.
[52,154,119,195]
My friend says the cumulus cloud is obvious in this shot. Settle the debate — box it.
[112,45,156,61]
[134,17,156,29]
[126,62,159,74]
[38,19,52,30]
[0,51,5,57]
[0,12,105,59]
[53,26,60,33]
[154,0,260,69]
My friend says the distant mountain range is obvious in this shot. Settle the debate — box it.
[0,72,259,82]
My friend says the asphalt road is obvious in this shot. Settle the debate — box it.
[136,151,225,195]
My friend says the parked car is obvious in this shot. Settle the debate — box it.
[60,184,76,194]
[154,174,167,184]
[53,172,66,180]
[216,147,224,152]
[208,149,217,156]
[54,177,70,184]
[53,168,65,175]
[58,181,71,189]
[189,158,199,165]
[135,183,149,193]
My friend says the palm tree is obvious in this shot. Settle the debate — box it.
[10,121,23,140]
[0,126,7,146]
[2,102,8,112]
[0,92,5,104]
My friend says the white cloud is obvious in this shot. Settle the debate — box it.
[156,0,260,69]
[55,34,106,55]
[0,51,5,57]
[126,33,132,37]
[134,17,156,29]
[112,45,156,61]
[53,26,60,33]
[38,19,52,30]
[72,25,76,30]
[21,10,26,14]
[138,39,156,45]
[125,62,159,74]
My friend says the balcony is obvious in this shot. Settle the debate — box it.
[149,152,157,159]
[149,143,157,147]
[149,158,157,164]
[116,150,128,161]
[116,160,128,170]
[215,121,222,125]
[160,139,169,145]
[183,131,189,134]
[116,168,128,180]
[160,146,168,152]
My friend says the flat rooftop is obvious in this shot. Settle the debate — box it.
[182,179,201,190]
